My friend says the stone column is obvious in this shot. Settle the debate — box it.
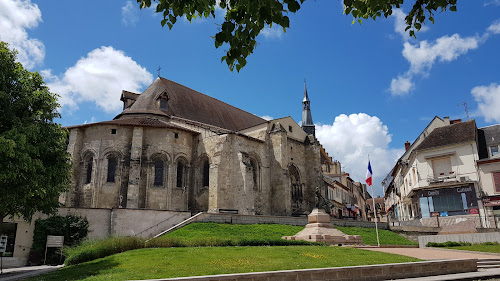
[126,127,144,208]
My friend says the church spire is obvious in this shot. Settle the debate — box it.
[301,81,315,136]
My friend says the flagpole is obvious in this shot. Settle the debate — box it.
[371,185,380,247]
[368,155,380,247]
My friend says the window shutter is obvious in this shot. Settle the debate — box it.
[494,172,500,193]
[432,157,452,177]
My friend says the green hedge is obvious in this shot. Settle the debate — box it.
[426,241,472,247]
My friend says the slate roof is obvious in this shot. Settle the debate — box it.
[66,117,199,134]
[414,120,477,151]
[115,77,267,132]
[478,124,500,159]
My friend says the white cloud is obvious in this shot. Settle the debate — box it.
[261,25,284,39]
[389,15,500,96]
[43,46,153,113]
[487,20,500,34]
[316,113,404,195]
[403,34,479,75]
[122,1,139,26]
[471,83,500,123]
[390,76,414,96]
[260,115,273,121]
[484,0,500,6]
[390,33,481,96]
[0,0,44,69]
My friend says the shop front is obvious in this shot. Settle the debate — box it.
[482,196,500,228]
[417,184,479,218]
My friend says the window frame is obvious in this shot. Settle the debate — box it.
[107,155,118,183]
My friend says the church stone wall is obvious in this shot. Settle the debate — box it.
[64,119,325,217]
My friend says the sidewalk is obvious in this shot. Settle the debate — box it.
[0,265,62,281]
[362,247,500,260]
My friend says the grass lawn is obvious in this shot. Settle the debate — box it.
[30,246,420,281]
[163,222,417,246]
[163,222,304,241]
[331,226,417,246]
[445,244,500,253]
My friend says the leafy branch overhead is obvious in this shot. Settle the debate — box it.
[137,0,458,71]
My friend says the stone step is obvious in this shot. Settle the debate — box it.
[477,264,500,269]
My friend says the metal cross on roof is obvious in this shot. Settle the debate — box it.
[157,65,161,77]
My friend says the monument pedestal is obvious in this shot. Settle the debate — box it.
[283,208,363,245]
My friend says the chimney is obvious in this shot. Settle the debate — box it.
[404,141,411,151]
[444,116,450,125]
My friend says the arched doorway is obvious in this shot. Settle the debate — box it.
[289,164,304,216]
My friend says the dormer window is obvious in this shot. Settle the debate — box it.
[491,145,499,157]
[157,91,169,112]
[160,98,168,111]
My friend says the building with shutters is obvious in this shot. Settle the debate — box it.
[477,124,500,227]
[383,117,487,227]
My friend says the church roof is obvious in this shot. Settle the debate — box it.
[115,77,267,132]
[66,117,199,133]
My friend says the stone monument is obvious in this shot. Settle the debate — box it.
[282,187,363,245]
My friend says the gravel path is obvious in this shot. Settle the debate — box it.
[362,247,500,260]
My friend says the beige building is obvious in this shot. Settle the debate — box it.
[384,117,487,227]
[477,124,500,227]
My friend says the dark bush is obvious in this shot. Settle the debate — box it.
[426,241,471,247]
[32,215,89,264]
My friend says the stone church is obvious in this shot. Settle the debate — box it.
[61,77,329,216]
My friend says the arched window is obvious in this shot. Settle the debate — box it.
[107,155,118,182]
[85,158,93,184]
[154,159,164,186]
[203,160,209,187]
[176,161,184,188]
[289,165,302,201]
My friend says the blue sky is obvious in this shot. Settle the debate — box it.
[1,0,499,196]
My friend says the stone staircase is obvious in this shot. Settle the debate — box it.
[477,259,500,269]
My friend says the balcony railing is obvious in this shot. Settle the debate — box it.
[426,172,471,184]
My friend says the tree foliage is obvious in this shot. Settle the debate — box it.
[138,0,458,71]
[0,42,72,223]
[32,215,89,251]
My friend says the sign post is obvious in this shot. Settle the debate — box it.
[0,235,7,274]
[44,235,64,265]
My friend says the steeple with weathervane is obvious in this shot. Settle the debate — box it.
[301,81,315,136]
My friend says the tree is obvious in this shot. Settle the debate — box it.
[0,42,72,228]
[137,0,457,71]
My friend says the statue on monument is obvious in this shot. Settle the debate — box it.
[314,186,333,214]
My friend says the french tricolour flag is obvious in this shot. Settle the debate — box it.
[365,160,372,186]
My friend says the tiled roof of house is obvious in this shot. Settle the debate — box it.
[115,77,267,132]
[414,120,477,151]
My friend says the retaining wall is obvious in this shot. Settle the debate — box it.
[139,259,477,281]
[398,215,483,228]
[419,232,500,247]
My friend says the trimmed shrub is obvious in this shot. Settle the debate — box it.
[65,236,145,265]
[426,241,472,247]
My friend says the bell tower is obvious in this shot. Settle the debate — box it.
[301,81,315,136]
